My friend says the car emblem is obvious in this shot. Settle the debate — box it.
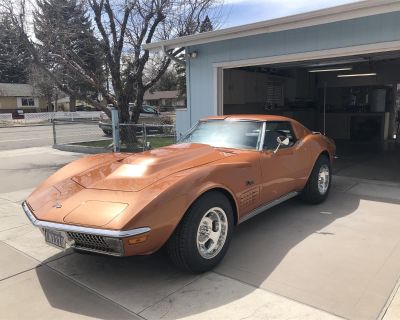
[53,202,62,208]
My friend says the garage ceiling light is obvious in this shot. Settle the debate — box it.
[337,73,377,78]
[309,67,352,73]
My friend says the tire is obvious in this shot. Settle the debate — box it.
[301,154,331,204]
[166,191,234,273]
[102,129,112,136]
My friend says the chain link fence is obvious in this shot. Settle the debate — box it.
[52,119,113,153]
[118,123,176,152]
[0,111,101,126]
[52,110,176,153]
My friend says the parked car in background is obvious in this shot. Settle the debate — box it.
[98,104,172,135]
[23,115,335,273]
[75,105,99,112]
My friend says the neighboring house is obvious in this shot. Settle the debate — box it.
[53,96,98,112]
[144,90,186,109]
[0,83,47,115]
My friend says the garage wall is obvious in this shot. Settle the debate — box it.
[175,11,400,136]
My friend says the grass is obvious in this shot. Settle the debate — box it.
[71,139,112,148]
[70,136,175,151]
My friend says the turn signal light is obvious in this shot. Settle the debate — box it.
[127,234,148,245]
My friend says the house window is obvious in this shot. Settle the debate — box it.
[21,98,35,107]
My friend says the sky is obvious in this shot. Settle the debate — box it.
[219,0,361,28]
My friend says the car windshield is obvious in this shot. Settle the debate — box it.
[180,120,263,150]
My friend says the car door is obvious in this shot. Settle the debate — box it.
[259,121,306,204]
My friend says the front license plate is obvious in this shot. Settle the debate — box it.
[44,229,66,249]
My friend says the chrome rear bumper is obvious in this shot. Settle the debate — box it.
[22,201,150,256]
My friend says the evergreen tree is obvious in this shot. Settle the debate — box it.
[175,54,186,98]
[0,16,31,83]
[200,15,213,33]
[34,0,104,110]
[152,69,178,92]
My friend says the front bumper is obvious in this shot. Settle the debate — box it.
[22,201,150,256]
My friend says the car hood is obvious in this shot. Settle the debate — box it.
[72,143,235,192]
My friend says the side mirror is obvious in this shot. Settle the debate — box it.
[274,136,289,154]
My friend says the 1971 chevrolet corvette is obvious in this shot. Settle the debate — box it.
[23,115,335,272]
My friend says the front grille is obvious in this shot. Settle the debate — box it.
[67,232,119,255]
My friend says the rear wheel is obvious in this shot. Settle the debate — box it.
[166,191,234,273]
[301,154,331,204]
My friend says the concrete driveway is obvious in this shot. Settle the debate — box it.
[0,147,399,320]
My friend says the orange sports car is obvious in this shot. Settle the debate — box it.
[23,115,335,273]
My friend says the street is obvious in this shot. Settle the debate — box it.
[0,123,106,150]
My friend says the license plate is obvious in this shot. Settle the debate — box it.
[44,229,66,249]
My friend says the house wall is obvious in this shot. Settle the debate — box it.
[0,97,18,111]
[176,11,400,136]
[0,96,48,113]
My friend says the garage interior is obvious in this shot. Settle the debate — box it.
[223,52,400,182]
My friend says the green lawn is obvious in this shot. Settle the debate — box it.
[72,139,112,147]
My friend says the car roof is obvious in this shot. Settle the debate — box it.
[200,114,293,122]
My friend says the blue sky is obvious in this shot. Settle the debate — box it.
[219,0,360,27]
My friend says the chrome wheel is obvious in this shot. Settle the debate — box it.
[318,164,330,195]
[196,207,228,259]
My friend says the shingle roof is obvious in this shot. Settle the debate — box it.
[0,83,38,97]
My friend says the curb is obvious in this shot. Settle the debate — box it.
[0,123,52,129]
[53,144,111,154]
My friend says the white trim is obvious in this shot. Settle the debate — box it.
[212,40,400,69]
[143,0,400,51]
[213,67,223,116]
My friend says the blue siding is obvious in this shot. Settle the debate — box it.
[175,11,400,136]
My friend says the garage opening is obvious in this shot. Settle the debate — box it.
[222,52,400,183]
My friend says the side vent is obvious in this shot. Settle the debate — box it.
[240,187,259,210]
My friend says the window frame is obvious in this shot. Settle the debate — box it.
[180,119,265,151]
[21,97,35,107]
[262,121,298,151]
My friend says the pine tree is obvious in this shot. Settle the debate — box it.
[0,16,31,83]
[34,0,104,110]
[200,15,213,33]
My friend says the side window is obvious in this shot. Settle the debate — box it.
[263,121,297,151]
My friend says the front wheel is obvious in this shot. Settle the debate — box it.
[301,154,331,204]
[166,191,234,273]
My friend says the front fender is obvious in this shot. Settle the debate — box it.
[110,165,239,255]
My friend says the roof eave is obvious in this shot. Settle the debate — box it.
[143,0,400,52]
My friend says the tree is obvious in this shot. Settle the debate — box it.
[29,65,59,112]
[34,0,105,111]
[151,68,178,92]
[200,15,213,33]
[175,53,186,98]
[0,0,220,126]
[174,16,213,99]
[0,14,30,83]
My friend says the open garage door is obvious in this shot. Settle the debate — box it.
[222,52,400,182]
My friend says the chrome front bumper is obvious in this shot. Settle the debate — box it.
[22,201,150,256]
